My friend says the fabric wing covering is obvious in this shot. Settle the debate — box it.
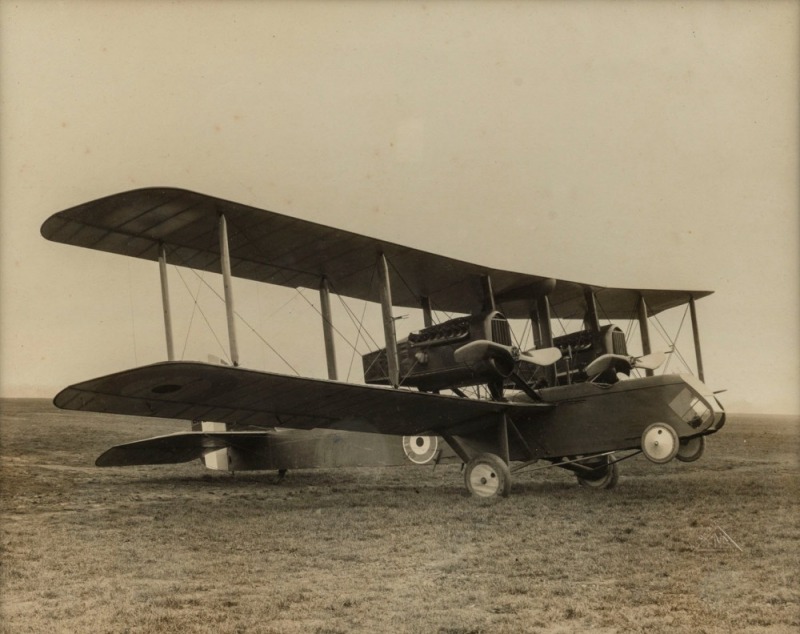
[53,361,543,435]
[94,431,273,467]
[41,187,711,320]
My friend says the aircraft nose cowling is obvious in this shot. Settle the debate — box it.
[671,374,726,434]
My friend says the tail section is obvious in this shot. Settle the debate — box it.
[95,428,272,467]
[192,421,230,470]
[96,425,460,470]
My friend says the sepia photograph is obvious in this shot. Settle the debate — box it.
[1,2,798,632]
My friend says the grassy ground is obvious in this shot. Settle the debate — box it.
[1,399,798,633]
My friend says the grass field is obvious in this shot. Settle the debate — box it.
[1,399,798,633]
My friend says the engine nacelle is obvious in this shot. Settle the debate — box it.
[362,311,512,391]
[551,324,628,385]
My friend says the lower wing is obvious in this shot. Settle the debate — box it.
[54,361,551,436]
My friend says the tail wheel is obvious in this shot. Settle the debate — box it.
[641,423,679,463]
[676,435,705,462]
[464,453,511,498]
[577,457,619,489]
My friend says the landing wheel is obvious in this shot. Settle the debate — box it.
[641,423,679,464]
[464,453,511,498]
[577,457,619,489]
[676,435,705,462]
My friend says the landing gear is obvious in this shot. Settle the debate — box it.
[676,435,705,462]
[641,423,679,463]
[464,453,511,498]
[576,456,619,489]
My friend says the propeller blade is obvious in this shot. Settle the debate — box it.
[584,354,632,378]
[585,350,669,378]
[454,340,561,368]
[633,351,667,371]
[520,347,562,366]
[453,340,505,365]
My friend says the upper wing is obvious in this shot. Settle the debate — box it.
[54,361,545,436]
[40,187,710,319]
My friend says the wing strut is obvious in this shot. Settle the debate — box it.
[688,296,705,382]
[584,288,600,333]
[481,275,496,312]
[421,296,433,328]
[219,214,240,367]
[638,295,654,377]
[319,277,338,380]
[158,243,175,361]
[498,413,510,465]
[531,295,556,386]
[378,253,400,387]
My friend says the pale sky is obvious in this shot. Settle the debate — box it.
[1,1,798,414]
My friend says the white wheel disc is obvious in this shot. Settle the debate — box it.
[641,423,679,464]
[468,463,501,497]
[464,453,511,498]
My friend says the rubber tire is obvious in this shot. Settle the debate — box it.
[464,453,512,498]
[578,458,619,489]
[676,435,705,462]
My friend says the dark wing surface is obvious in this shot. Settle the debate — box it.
[95,431,272,467]
[41,187,711,319]
[54,362,540,435]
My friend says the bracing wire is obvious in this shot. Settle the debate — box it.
[161,226,381,379]
[178,268,204,360]
[593,294,638,347]
[398,356,421,388]
[294,288,365,357]
[345,298,372,382]
[616,304,639,348]
[335,293,382,352]
[261,287,304,323]
[331,269,380,368]
[165,225,230,362]
[595,293,612,327]
[385,256,459,325]
[625,312,637,344]
[360,348,385,380]
[186,268,300,375]
[431,307,454,323]
[549,303,570,337]
[386,256,422,309]
[652,304,692,374]
[213,214,303,373]
[517,318,531,351]
[174,265,231,363]
[327,272,382,382]
[327,274,382,351]
[160,227,300,375]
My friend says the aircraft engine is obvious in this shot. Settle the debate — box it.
[363,310,514,391]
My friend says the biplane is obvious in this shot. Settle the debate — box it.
[41,188,725,497]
